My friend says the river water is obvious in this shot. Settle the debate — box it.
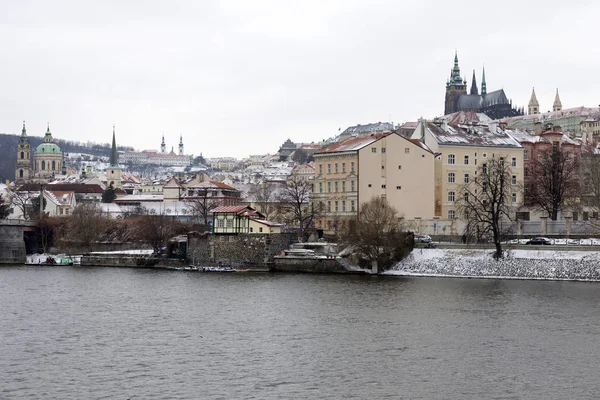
[1,266,599,399]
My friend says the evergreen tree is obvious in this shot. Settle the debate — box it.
[102,184,117,203]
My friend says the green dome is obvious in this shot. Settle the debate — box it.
[35,142,62,154]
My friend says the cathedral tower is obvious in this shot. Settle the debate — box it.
[528,88,540,115]
[444,51,467,115]
[15,121,31,185]
[106,125,122,189]
[179,134,184,155]
[553,88,562,112]
[161,134,166,153]
[470,70,478,95]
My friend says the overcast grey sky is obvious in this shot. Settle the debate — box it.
[2,0,598,159]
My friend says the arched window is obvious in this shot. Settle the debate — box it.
[21,151,24,159]
[42,160,46,170]
[19,169,23,178]
[52,161,56,170]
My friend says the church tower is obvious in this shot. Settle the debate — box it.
[161,134,166,153]
[106,125,122,189]
[444,51,467,115]
[481,67,487,96]
[553,88,562,112]
[528,88,540,115]
[15,121,31,185]
[179,134,184,155]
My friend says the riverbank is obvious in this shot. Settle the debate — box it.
[389,248,600,281]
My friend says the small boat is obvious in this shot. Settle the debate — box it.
[202,266,236,273]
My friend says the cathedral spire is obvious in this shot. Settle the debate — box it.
[553,88,562,112]
[528,87,540,115]
[110,125,119,167]
[481,67,487,96]
[470,70,478,95]
[161,134,166,153]
[178,134,184,155]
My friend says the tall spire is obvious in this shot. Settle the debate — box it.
[178,134,184,155]
[19,121,30,144]
[110,125,119,167]
[470,70,478,95]
[481,66,487,96]
[21,121,27,136]
[161,134,166,153]
[449,50,463,85]
[553,88,562,112]
[528,87,539,115]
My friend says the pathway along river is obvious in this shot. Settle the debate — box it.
[1,266,599,399]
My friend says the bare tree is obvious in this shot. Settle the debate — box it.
[525,146,580,220]
[276,175,322,241]
[65,202,108,251]
[456,155,517,259]
[135,210,184,254]
[346,196,409,272]
[581,153,600,213]
[185,189,218,226]
[0,194,10,219]
[5,189,39,220]
[247,183,278,219]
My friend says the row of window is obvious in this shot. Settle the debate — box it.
[318,161,355,175]
[447,154,518,167]
[446,191,518,203]
[326,199,355,213]
[447,172,519,185]
[319,180,355,193]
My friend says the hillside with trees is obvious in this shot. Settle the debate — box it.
[0,133,134,183]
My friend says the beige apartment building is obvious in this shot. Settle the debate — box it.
[313,132,436,234]
[411,119,524,219]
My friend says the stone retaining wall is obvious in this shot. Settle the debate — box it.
[272,257,355,273]
[0,225,26,264]
[80,255,186,269]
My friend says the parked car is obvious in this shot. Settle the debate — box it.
[415,234,432,243]
[526,237,552,245]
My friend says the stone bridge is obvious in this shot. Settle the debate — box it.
[0,219,35,264]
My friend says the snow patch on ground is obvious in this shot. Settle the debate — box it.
[389,248,600,281]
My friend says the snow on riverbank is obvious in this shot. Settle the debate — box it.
[388,248,600,281]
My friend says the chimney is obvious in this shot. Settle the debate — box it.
[489,122,498,133]
[534,121,542,136]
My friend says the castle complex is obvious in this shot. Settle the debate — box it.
[14,122,64,186]
[444,52,523,119]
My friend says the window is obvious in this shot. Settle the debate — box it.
[572,212,578,221]
[319,182,323,193]
[405,148,410,154]
[448,154,455,164]
[334,182,338,192]
[464,173,469,184]
[351,180,355,191]
[482,181,487,192]
[524,168,529,177]
[342,163,346,173]
[52,160,56,170]
[396,186,401,190]
[342,181,346,192]
[448,210,456,219]
[342,201,346,212]
[464,192,469,202]
[20,151,24,159]
[382,148,386,153]
[319,164,323,174]
[398,165,402,170]
[512,193,517,203]
[499,157,505,165]
[382,184,386,189]
[583,212,589,221]
[464,155,469,165]
[482,163,487,174]
[448,191,455,202]
[448,172,455,183]
[335,163,338,173]
[250,227,253,233]
[512,175,517,185]
[327,201,331,212]
[327,164,331,174]
[368,184,372,187]
[351,200,355,212]
[372,147,377,153]
[327,182,331,193]
[351,162,355,172]
[523,150,529,160]
[512,157,517,167]
[259,227,263,233]
[483,153,487,158]
[227,219,233,229]
[217,219,224,228]
[335,201,339,212]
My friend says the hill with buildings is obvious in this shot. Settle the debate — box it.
[0,133,134,184]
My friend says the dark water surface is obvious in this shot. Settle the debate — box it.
[1,266,599,399]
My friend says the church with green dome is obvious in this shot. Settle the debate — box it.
[14,122,64,184]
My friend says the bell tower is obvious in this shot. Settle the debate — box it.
[106,125,122,189]
[15,121,31,185]
[444,51,467,115]
[528,88,540,115]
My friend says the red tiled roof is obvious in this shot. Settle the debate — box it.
[212,205,251,213]
[316,133,390,154]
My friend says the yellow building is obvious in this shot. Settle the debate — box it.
[212,205,281,234]
[32,124,63,183]
[411,119,524,219]
[313,132,436,234]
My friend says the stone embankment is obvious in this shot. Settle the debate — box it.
[390,248,600,281]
